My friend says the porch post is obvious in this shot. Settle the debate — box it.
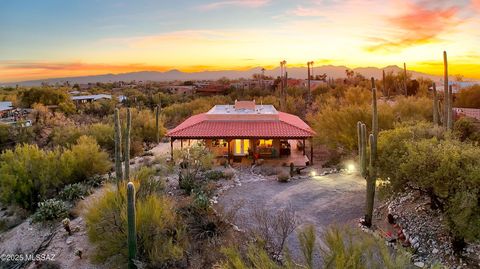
[252,138,257,165]
[227,139,232,164]
[310,138,313,165]
[170,138,175,161]
[180,139,183,149]
[303,139,306,156]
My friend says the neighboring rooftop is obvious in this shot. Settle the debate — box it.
[0,101,13,112]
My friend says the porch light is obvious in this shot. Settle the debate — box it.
[310,170,317,177]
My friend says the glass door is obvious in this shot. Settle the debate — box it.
[234,139,250,156]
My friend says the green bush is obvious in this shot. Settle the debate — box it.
[59,183,90,202]
[203,170,225,181]
[453,117,480,143]
[0,136,110,210]
[86,183,187,267]
[377,122,480,241]
[193,191,210,211]
[32,199,69,222]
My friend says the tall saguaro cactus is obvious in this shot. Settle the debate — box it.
[357,77,378,228]
[155,104,160,144]
[127,182,137,269]
[114,108,123,185]
[447,85,453,130]
[443,51,448,129]
[403,62,408,96]
[432,83,439,126]
[124,108,131,180]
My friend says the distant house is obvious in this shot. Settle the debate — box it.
[196,85,228,96]
[71,94,112,104]
[167,100,315,165]
[435,81,479,94]
[0,101,14,117]
[163,85,195,95]
[453,108,480,121]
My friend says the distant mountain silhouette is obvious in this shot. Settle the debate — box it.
[1,65,454,86]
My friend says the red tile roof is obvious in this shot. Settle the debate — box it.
[167,112,315,138]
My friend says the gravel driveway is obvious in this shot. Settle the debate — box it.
[217,169,366,263]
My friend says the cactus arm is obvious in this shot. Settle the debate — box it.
[114,108,123,185]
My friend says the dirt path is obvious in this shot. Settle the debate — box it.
[218,169,366,263]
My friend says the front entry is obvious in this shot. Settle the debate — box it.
[234,139,250,156]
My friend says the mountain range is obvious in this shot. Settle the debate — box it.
[0,65,465,86]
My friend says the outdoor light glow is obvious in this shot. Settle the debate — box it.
[310,170,317,177]
[347,164,356,173]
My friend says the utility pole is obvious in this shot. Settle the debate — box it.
[261,67,266,90]
[307,61,314,112]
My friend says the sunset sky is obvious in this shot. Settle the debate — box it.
[1,0,479,82]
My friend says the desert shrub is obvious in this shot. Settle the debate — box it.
[0,136,110,210]
[32,199,69,222]
[220,225,411,269]
[193,191,210,211]
[86,183,187,267]
[59,183,90,202]
[204,170,225,181]
[250,205,297,256]
[277,171,290,183]
[19,87,71,107]
[453,117,480,143]
[321,226,411,268]
[134,166,164,199]
[223,169,235,180]
[455,85,480,108]
[179,172,197,195]
[377,123,480,241]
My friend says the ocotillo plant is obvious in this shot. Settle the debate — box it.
[124,108,131,180]
[432,83,439,126]
[127,182,137,269]
[155,104,160,144]
[114,108,123,185]
[443,51,448,129]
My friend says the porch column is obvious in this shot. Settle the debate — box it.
[180,139,183,149]
[252,139,257,165]
[310,138,314,165]
[227,139,232,164]
[303,139,306,156]
[170,138,175,161]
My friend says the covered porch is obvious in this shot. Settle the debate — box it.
[170,137,314,166]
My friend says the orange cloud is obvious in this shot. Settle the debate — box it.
[472,0,480,11]
[366,2,460,52]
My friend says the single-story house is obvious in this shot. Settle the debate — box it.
[453,107,480,121]
[0,101,14,117]
[166,100,315,164]
[71,94,126,104]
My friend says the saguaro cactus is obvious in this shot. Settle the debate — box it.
[371,78,378,138]
[124,108,131,180]
[357,122,363,176]
[432,83,439,126]
[365,134,377,227]
[447,85,453,130]
[114,108,123,185]
[127,182,137,269]
[403,62,408,96]
[443,51,448,128]
[155,104,160,144]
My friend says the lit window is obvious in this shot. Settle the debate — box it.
[258,139,273,147]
